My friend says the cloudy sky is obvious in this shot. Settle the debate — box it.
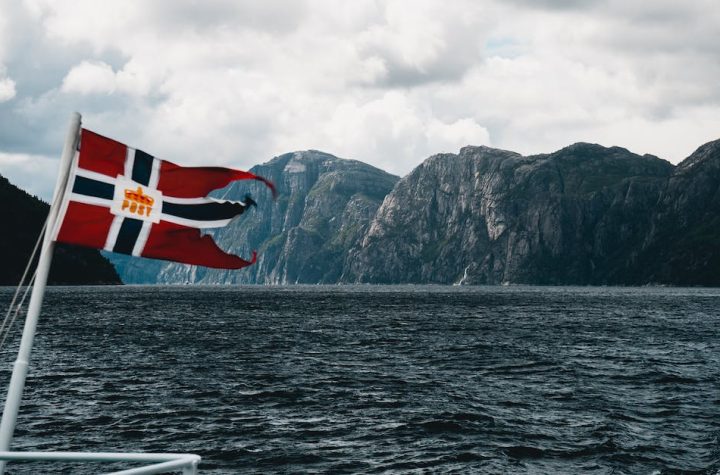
[1,0,719,199]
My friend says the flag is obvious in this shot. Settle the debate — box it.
[53,129,276,269]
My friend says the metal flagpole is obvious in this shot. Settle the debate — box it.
[0,112,81,474]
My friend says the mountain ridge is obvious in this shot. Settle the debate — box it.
[102,139,720,286]
[344,142,676,284]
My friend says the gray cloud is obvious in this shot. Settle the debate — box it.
[144,0,308,34]
[0,0,718,201]
[353,2,489,88]
[503,0,601,11]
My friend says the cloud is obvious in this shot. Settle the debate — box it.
[355,0,490,87]
[60,60,151,96]
[61,61,115,94]
[0,0,719,199]
[427,118,491,152]
[503,0,600,11]
[0,75,15,101]
[0,152,59,200]
[273,91,490,175]
[0,62,17,103]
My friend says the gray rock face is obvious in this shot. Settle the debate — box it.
[148,151,398,284]
[342,143,678,284]
[101,252,166,284]
[110,138,720,286]
[628,139,720,285]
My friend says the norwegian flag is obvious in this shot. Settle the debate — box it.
[53,129,276,269]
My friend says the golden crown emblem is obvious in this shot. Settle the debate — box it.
[121,186,154,218]
[124,186,155,206]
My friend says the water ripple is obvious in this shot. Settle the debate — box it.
[0,285,718,473]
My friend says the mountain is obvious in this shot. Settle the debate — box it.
[343,143,674,284]
[345,140,720,285]
[109,138,720,286]
[99,253,165,285]
[127,151,399,284]
[0,174,120,285]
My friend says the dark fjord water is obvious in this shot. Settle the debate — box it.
[0,286,718,474]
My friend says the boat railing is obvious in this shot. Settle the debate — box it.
[0,450,200,474]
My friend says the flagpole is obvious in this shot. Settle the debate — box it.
[0,112,81,474]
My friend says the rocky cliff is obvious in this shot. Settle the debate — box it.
[628,139,720,285]
[0,174,120,285]
[109,139,720,286]
[343,143,677,285]
[141,151,399,284]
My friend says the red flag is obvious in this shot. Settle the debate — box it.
[53,129,275,269]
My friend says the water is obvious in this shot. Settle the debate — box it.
[0,285,718,474]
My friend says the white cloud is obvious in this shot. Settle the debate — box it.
[60,60,152,96]
[0,75,15,101]
[355,0,490,86]
[61,60,116,94]
[0,40,15,101]
[114,59,153,96]
[427,118,491,152]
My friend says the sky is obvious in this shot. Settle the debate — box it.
[0,0,719,199]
